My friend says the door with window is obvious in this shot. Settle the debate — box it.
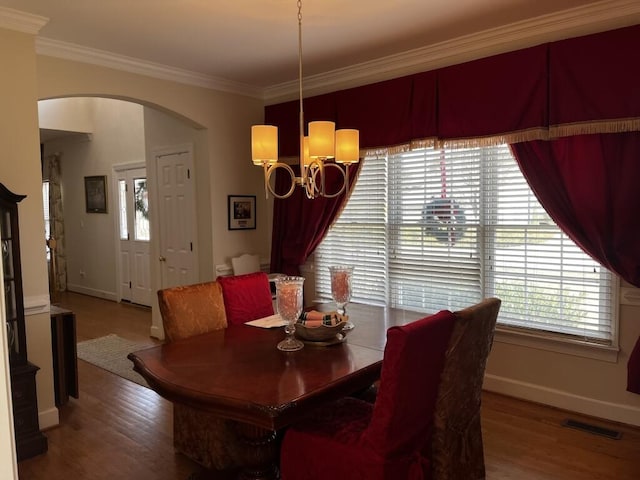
[117,167,151,306]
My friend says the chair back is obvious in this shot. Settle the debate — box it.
[218,271,274,325]
[364,310,457,460]
[158,281,228,342]
[430,297,501,480]
[231,253,261,275]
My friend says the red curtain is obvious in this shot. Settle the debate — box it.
[511,132,640,392]
[511,133,640,286]
[270,162,362,276]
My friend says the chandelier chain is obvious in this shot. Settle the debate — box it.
[298,0,304,180]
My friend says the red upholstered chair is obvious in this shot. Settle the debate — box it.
[218,271,274,324]
[280,309,457,480]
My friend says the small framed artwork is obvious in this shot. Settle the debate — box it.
[228,195,256,230]
[85,175,108,213]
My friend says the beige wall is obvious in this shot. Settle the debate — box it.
[36,58,269,345]
[37,55,270,269]
[1,31,267,447]
[485,280,640,425]
[0,27,55,474]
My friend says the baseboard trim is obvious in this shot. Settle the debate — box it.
[484,374,640,427]
[66,284,118,302]
[150,324,164,341]
[38,406,59,430]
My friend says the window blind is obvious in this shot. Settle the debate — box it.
[315,144,614,344]
[315,155,388,305]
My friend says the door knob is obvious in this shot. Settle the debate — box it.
[159,256,166,262]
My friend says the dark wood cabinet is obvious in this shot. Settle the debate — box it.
[0,183,47,460]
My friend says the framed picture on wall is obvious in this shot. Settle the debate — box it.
[228,195,256,230]
[85,175,108,213]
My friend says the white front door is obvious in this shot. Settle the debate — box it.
[155,148,197,289]
[117,167,152,306]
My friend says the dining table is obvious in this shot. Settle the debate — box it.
[127,302,425,480]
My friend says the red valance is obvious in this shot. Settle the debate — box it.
[264,24,640,154]
[335,74,437,152]
[437,45,548,145]
[549,25,640,136]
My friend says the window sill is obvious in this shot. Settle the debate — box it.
[494,327,619,363]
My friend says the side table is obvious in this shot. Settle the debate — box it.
[50,306,79,406]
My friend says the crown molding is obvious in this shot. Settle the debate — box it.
[264,0,640,103]
[0,6,48,34]
[21,0,640,102]
[35,37,264,99]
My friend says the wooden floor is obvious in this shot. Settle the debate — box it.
[17,292,640,479]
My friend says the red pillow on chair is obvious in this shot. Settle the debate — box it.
[218,272,274,325]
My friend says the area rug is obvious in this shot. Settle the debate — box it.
[76,334,152,388]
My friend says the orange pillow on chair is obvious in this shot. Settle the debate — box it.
[218,272,275,325]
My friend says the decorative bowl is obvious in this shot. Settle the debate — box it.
[294,321,352,342]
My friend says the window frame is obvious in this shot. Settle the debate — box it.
[313,145,619,360]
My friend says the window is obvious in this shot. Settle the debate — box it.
[133,178,150,241]
[42,181,50,260]
[118,179,128,240]
[315,145,614,345]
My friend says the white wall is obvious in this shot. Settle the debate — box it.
[38,97,93,134]
[43,98,146,300]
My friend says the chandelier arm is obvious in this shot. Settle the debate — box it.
[265,162,297,199]
[305,160,324,199]
[319,163,347,199]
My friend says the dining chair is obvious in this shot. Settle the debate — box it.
[430,297,501,479]
[280,297,501,480]
[218,271,275,324]
[279,309,458,480]
[230,254,284,299]
[158,280,228,341]
[230,253,261,275]
[157,281,240,471]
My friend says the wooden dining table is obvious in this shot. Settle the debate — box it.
[128,303,425,480]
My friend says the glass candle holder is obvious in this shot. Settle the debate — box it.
[329,265,353,316]
[275,276,305,352]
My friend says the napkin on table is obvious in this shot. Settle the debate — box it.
[245,313,288,328]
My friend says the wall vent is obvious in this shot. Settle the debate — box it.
[562,419,622,440]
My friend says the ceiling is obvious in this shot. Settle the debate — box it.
[1,0,639,101]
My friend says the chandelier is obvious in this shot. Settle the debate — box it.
[251,0,360,200]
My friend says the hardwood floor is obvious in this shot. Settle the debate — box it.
[16,292,640,479]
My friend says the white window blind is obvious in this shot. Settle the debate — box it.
[316,155,388,305]
[315,144,614,344]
